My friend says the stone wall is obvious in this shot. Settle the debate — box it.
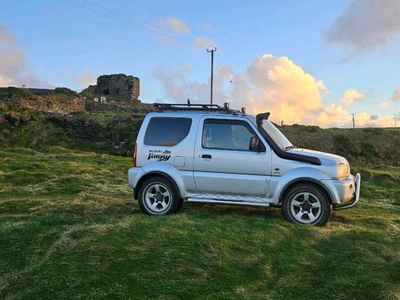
[86,100,152,113]
[94,74,140,100]
[18,97,86,114]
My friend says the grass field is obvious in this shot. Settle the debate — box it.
[0,147,399,300]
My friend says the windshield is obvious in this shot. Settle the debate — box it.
[259,120,293,150]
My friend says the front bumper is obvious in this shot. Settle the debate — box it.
[333,173,361,210]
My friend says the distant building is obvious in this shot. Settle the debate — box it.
[27,88,55,96]
[94,74,140,101]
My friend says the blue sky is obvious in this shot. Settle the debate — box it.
[1,0,400,127]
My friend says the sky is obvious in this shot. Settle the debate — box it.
[1,0,400,128]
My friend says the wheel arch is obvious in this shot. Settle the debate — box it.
[279,178,335,205]
[134,171,181,200]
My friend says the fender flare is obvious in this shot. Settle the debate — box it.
[271,168,337,205]
[134,162,187,199]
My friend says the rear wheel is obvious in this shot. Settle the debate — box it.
[138,176,180,215]
[282,183,332,226]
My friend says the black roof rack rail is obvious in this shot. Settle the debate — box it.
[154,102,235,113]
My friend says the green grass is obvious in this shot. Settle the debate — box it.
[0,148,399,299]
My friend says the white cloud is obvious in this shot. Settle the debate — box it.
[392,89,400,101]
[156,18,216,50]
[166,17,190,34]
[152,63,227,104]
[156,18,192,46]
[152,66,194,101]
[0,75,13,86]
[0,25,53,88]
[154,53,395,128]
[314,104,350,127]
[339,89,364,106]
[0,24,16,45]
[324,0,400,50]
[356,112,374,126]
[380,101,389,107]
[74,71,98,90]
[235,54,328,124]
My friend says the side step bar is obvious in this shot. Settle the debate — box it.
[187,198,271,208]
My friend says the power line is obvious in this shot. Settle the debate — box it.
[214,54,245,102]
[61,0,260,104]
[61,0,293,107]
[62,0,216,50]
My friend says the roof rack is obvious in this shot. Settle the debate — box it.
[154,102,235,113]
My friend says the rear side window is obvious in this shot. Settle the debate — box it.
[144,117,192,146]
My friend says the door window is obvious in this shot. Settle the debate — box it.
[202,119,262,151]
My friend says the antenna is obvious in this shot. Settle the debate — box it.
[180,66,189,101]
[207,48,217,105]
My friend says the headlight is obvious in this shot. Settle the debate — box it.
[338,163,349,180]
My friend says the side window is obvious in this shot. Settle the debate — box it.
[144,117,192,146]
[202,119,261,151]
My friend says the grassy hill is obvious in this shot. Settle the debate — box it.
[0,88,399,299]
[0,147,399,299]
[0,87,147,156]
[1,87,400,166]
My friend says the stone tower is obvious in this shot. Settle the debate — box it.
[95,74,140,100]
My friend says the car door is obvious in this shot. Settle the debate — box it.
[193,117,272,197]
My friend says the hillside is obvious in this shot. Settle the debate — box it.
[1,87,399,166]
[0,147,399,299]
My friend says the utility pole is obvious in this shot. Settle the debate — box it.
[351,113,356,128]
[207,48,217,105]
[394,114,397,128]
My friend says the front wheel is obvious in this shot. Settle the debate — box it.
[138,176,180,215]
[282,184,332,226]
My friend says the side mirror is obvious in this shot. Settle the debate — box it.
[249,137,261,151]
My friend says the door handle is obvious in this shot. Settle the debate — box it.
[202,154,212,159]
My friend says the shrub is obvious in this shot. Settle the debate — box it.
[360,140,376,159]
[305,125,319,133]
[333,133,354,154]
[3,111,22,126]
[0,102,8,113]
[7,87,33,98]
[55,87,79,97]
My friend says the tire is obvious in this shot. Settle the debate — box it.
[282,183,332,226]
[138,176,180,215]
[173,198,184,213]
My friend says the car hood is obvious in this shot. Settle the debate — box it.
[289,148,348,164]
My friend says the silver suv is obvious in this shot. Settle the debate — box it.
[128,103,361,226]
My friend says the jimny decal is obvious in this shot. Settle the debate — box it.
[147,150,171,161]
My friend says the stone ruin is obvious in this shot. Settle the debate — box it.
[94,73,140,101]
